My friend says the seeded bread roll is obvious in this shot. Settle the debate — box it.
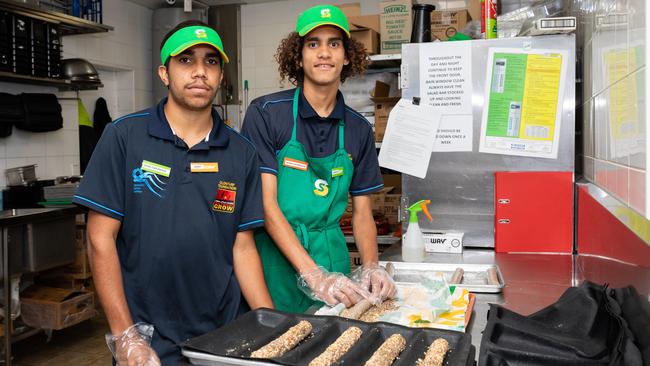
[340,299,373,320]
[250,320,312,359]
[364,334,406,366]
[416,338,449,366]
[308,326,363,366]
[359,299,399,322]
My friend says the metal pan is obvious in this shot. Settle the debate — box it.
[379,261,505,293]
[181,308,474,366]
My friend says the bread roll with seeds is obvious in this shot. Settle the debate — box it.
[416,338,449,366]
[308,326,363,366]
[250,320,312,358]
[364,334,406,366]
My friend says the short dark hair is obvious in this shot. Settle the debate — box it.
[160,20,222,67]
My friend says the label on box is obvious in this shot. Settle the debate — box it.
[423,231,464,253]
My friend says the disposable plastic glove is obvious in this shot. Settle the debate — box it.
[106,322,161,366]
[351,263,397,305]
[297,267,372,307]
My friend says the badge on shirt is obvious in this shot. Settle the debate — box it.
[141,160,171,177]
[212,181,237,213]
[191,162,219,173]
[283,157,309,171]
[331,167,344,178]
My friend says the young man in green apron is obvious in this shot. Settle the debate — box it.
[242,5,396,313]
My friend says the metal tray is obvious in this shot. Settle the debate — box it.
[181,308,474,366]
[379,261,505,293]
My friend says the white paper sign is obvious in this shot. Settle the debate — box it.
[433,115,473,152]
[378,99,441,179]
[419,42,473,114]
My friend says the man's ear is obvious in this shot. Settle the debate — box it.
[158,65,169,87]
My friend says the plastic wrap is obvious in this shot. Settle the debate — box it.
[106,322,161,366]
[297,266,371,307]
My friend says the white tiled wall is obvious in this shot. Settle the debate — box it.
[0,0,153,188]
[239,0,471,123]
[240,0,390,122]
[576,0,648,218]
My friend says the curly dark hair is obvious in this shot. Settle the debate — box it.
[275,30,369,85]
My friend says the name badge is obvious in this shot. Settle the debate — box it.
[141,160,171,177]
[191,162,219,173]
[332,167,344,178]
[283,157,309,171]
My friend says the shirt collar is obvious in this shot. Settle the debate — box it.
[149,97,229,149]
[298,88,346,121]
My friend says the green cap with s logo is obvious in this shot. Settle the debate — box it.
[160,25,229,65]
[296,4,350,38]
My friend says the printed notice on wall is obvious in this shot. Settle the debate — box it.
[419,42,473,152]
[479,48,568,159]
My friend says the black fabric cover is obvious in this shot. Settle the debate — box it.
[0,92,24,137]
[479,281,648,366]
[17,93,63,132]
[79,124,97,175]
[93,97,111,137]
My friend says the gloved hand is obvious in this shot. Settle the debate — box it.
[351,263,397,305]
[106,322,161,366]
[297,267,372,307]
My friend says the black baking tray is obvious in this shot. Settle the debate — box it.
[182,308,473,366]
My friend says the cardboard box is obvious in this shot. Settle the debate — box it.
[336,3,361,17]
[430,9,469,41]
[468,0,480,21]
[423,231,464,253]
[383,194,401,223]
[65,226,91,278]
[20,286,96,330]
[370,81,400,141]
[351,28,380,55]
[349,14,380,32]
[348,15,380,54]
[380,0,412,54]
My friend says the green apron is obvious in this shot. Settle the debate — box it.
[255,88,354,313]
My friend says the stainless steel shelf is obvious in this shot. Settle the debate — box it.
[368,53,401,69]
[0,71,103,90]
[0,0,113,35]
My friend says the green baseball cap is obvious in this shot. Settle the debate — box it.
[296,4,350,38]
[160,25,229,65]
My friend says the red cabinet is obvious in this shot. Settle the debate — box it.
[495,172,574,253]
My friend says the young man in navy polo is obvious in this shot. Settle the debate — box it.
[241,5,395,313]
[74,20,272,365]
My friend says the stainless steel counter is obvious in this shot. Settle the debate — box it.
[0,207,80,365]
[380,246,650,362]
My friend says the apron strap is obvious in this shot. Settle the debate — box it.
[291,87,300,141]
[338,120,345,150]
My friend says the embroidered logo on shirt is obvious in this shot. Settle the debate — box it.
[213,181,237,213]
[132,168,167,198]
[283,157,309,171]
[313,179,329,197]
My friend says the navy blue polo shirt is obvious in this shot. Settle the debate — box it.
[241,88,384,196]
[73,98,264,362]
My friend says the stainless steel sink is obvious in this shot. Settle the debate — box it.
[0,208,76,277]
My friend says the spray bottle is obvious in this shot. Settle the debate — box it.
[402,200,433,262]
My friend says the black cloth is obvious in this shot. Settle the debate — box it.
[479,281,648,366]
[0,92,24,137]
[16,93,63,132]
[93,97,111,137]
[79,124,97,175]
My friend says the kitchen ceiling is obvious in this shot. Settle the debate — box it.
[128,0,283,8]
